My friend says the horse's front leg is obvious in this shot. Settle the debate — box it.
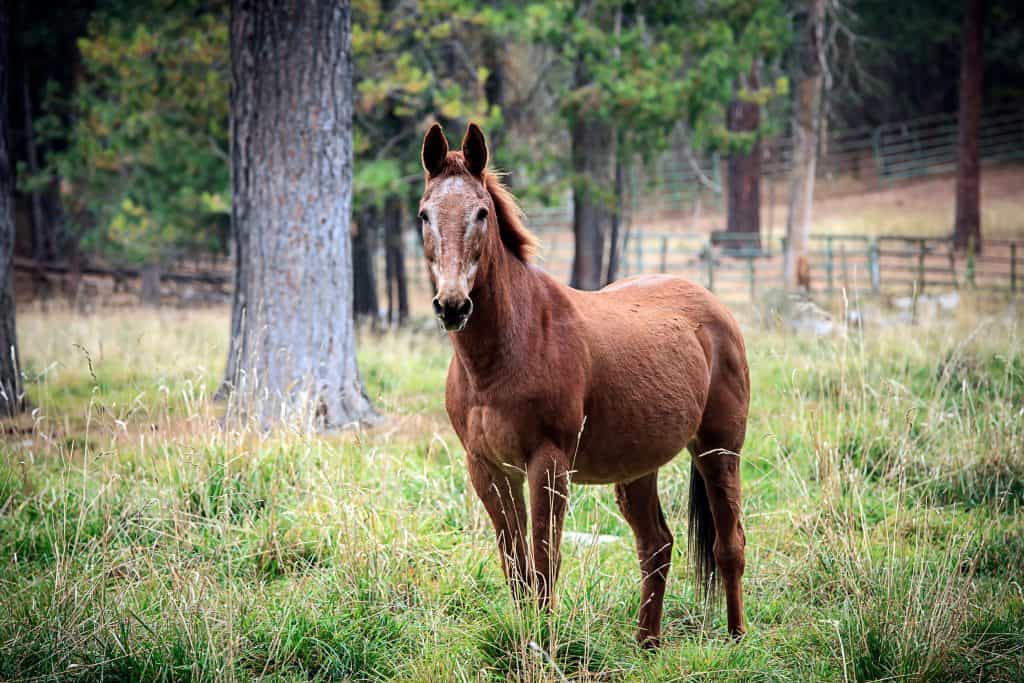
[466,453,530,600]
[527,443,570,609]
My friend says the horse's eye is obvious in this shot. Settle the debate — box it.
[418,210,428,222]
[475,208,488,222]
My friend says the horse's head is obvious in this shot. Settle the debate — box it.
[418,122,493,332]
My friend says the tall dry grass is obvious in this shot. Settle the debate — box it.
[1,301,1022,680]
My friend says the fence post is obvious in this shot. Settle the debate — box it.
[747,256,756,302]
[635,233,644,273]
[966,237,976,288]
[660,236,668,273]
[839,243,850,293]
[703,243,715,292]
[947,244,958,289]
[781,235,790,290]
[917,239,927,294]
[1011,242,1018,293]
[825,236,835,293]
[872,126,886,187]
[868,237,881,293]
[712,153,723,210]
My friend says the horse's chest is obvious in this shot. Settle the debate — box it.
[461,405,533,469]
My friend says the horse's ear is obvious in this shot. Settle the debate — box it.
[461,122,488,176]
[422,123,448,177]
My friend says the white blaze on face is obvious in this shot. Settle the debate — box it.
[420,176,489,297]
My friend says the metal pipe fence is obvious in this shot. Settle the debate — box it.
[635,106,1024,217]
[401,229,1023,309]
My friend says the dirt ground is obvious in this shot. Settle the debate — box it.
[631,161,1024,240]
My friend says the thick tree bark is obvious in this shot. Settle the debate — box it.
[785,0,826,288]
[726,67,762,249]
[570,59,613,291]
[953,0,985,253]
[352,205,378,319]
[222,0,375,428]
[0,5,24,417]
[383,195,407,325]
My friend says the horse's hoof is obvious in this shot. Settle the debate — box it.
[636,633,661,651]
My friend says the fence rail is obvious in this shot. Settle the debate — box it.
[628,106,1024,220]
[444,230,1023,307]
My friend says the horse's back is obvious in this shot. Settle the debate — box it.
[562,273,749,483]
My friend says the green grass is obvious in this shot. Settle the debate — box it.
[2,304,1023,681]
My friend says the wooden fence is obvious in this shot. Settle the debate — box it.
[402,231,1023,307]
[17,233,1020,311]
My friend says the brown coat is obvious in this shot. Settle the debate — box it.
[419,123,750,644]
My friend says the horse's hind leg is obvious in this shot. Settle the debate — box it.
[691,429,747,637]
[615,472,673,648]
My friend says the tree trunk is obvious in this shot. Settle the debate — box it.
[222,0,375,428]
[785,0,826,288]
[570,60,613,291]
[0,5,24,418]
[383,195,407,325]
[726,66,762,249]
[482,32,506,140]
[21,65,53,263]
[352,205,378,319]
[605,133,625,284]
[953,0,985,253]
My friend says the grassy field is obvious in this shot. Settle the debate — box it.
[2,302,1023,681]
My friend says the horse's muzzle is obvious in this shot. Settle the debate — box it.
[433,295,474,332]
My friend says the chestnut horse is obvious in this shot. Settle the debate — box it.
[418,123,750,645]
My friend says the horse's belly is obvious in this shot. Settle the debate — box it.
[567,321,711,483]
[570,381,705,484]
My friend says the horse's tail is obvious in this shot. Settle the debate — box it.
[688,459,717,603]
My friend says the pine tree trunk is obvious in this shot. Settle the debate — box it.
[222,0,375,428]
[352,205,378,319]
[605,134,625,284]
[570,60,613,291]
[0,5,24,418]
[383,196,407,325]
[953,0,985,253]
[726,67,762,250]
[21,66,53,263]
[482,32,506,141]
[785,0,826,288]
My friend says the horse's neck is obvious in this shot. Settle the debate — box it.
[449,245,535,383]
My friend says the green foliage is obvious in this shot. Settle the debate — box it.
[351,0,503,212]
[25,0,230,264]
[16,0,795,266]
[673,0,790,153]
[517,0,790,159]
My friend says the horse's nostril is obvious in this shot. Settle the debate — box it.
[433,296,473,330]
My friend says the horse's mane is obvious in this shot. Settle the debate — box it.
[434,153,538,263]
[482,169,538,263]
